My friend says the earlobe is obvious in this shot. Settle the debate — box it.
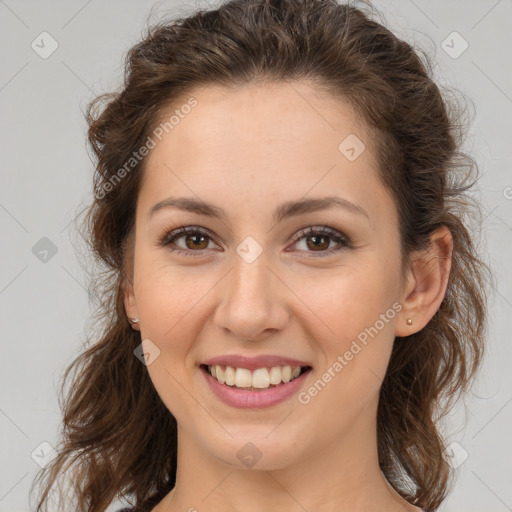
[395,225,453,337]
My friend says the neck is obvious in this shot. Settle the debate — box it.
[155,397,420,512]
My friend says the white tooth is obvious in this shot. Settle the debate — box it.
[281,365,292,383]
[224,366,236,386]
[210,365,217,378]
[269,366,282,385]
[252,368,270,388]
[235,367,252,388]
[291,366,301,379]
[215,365,225,384]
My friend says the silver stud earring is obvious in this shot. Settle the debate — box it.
[130,317,140,324]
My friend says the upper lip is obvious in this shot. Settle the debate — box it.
[202,355,312,370]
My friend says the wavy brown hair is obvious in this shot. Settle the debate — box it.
[30,0,492,510]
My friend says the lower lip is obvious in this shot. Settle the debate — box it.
[200,365,312,409]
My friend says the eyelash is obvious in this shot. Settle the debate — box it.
[156,225,352,258]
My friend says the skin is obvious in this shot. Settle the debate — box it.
[124,80,453,512]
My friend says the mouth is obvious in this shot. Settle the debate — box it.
[200,363,312,391]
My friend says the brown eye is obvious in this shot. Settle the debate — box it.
[183,233,209,250]
[304,233,331,251]
[290,226,351,257]
[158,226,216,257]
[158,225,352,258]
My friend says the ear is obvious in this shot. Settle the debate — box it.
[123,277,140,330]
[395,225,453,337]
[122,232,140,330]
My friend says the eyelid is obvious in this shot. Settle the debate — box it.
[156,225,219,250]
[290,225,349,244]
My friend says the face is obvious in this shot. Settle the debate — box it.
[125,81,409,472]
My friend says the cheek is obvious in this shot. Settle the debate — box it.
[292,260,398,345]
[294,260,400,406]
[296,271,398,422]
[134,257,213,336]
[134,267,209,417]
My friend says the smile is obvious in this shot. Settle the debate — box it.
[203,364,310,390]
[200,364,313,408]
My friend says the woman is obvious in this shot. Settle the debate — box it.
[31,0,490,511]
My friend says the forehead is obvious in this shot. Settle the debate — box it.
[138,81,392,228]
[150,80,371,156]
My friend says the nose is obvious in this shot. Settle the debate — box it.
[212,251,290,341]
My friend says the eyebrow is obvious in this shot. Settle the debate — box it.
[147,195,370,223]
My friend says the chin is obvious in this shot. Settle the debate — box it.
[200,428,304,471]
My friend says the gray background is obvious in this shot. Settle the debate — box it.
[0,0,511,511]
